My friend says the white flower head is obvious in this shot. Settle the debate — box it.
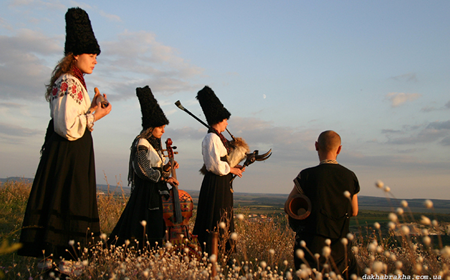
[396,208,404,215]
[384,186,391,193]
[260,261,267,269]
[375,180,384,189]
[401,226,410,235]
[141,220,147,227]
[100,233,107,240]
[388,222,396,230]
[347,233,354,241]
[424,199,433,209]
[343,191,351,198]
[209,254,217,263]
[401,200,408,208]
[388,213,398,222]
[420,215,431,225]
[374,222,380,229]
[325,239,331,246]
[69,240,75,246]
[237,214,244,221]
[300,240,306,247]
[322,246,331,258]
[341,238,348,246]
[269,249,275,255]
[230,232,238,241]
[219,222,226,229]
[295,249,304,259]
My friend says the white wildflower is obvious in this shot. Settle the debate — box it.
[325,239,331,246]
[420,215,431,225]
[375,180,384,189]
[424,199,433,209]
[343,191,351,198]
[384,186,391,192]
[69,240,75,246]
[322,246,331,258]
[237,214,244,221]
[296,249,304,259]
[423,236,431,246]
[388,213,398,222]
[219,222,226,229]
[230,232,238,241]
[396,208,404,215]
[141,220,147,227]
[347,233,354,240]
[401,200,408,208]
[401,226,410,235]
[374,222,380,229]
[341,238,348,246]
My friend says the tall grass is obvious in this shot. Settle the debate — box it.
[0,179,449,279]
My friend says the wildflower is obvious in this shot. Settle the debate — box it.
[441,246,450,258]
[432,220,439,227]
[237,214,244,221]
[230,232,238,241]
[125,240,130,246]
[347,233,354,241]
[341,238,348,246]
[141,220,147,227]
[368,243,376,253]
[424,199,433,209]
[209,254,217,262]
[352,246,358,254]
[420,215,431,225]
[388,222,396,229]
[260,261,267,269]
[374,222,380,229]
[395,261,403,269]
[388,213,398,222]
[384,186,390,192]
[219,222,226,229]
[296,249,304,259]
[322,246,331,258]
[300,240,306,247]
[283,260,288,266]
[401,200,408,208]
[325,239,331,246]
[396,208,404,215]
[69,240,75,246]
[375,180,384,189]
[401,226,410,235]
[423,236,431,246]
[343,191,350,198]
[269,249,275,255]
[100,233,107,240]
[372,261,383,273]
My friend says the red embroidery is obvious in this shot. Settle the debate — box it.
[52,87,58,96]
[61,82,68,92]
[71,84,77,94]
[77,91,83,101]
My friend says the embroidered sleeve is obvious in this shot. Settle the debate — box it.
[202,133,231,176]
[51,75,91,140]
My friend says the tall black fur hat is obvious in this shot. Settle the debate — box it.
[64,7,101,56]
[136,86,169,130]
[196,86,231,126]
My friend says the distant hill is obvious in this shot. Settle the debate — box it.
[2,178,450,214]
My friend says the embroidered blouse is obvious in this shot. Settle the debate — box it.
[50,74,94,140]
[202,133,230,176]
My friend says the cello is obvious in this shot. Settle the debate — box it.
[162,138,197,246]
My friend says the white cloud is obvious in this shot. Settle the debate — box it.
[386,92,420,107]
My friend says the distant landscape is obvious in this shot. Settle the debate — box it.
[3,177,450,214]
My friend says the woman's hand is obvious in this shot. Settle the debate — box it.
[164,161,179,172]
[166,177,179,187]
[230,166,245,178]
[92,93,112,122]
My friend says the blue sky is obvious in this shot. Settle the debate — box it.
[1,0,450,199]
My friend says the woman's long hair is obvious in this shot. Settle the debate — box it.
[45,53,76,101]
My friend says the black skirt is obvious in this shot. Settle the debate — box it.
[108,175,166,248]
[18,124,100,260]
[193,171,234,254]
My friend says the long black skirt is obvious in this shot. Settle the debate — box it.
[193,172,234,254]
[18,126,100,260]
[108,176,166,249]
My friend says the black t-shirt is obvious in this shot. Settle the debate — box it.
[294,163,360,239]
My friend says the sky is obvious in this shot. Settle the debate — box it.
[1,0,450,200]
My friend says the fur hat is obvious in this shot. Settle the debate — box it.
[136,86,169,130]
[64,7,101,56]
[196,86,231,126]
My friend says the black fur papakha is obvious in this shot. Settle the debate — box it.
[196,86,231,126]
[65,7,101,56]
[136,86,169,130]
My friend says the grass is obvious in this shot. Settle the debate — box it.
[0,179,450,279]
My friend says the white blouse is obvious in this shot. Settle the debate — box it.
[50,74,94,141]
[202,133,231,176]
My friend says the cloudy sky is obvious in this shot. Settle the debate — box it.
[1,0,450,199]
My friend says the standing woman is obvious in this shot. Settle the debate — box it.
[18,7,111,267]
[109,86,179,248]
[193,86,245,255]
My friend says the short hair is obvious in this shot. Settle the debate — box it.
[317,130,341,153]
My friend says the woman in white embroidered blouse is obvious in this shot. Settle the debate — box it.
[19,8,111,272]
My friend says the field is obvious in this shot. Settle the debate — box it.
[1,179,450,279]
